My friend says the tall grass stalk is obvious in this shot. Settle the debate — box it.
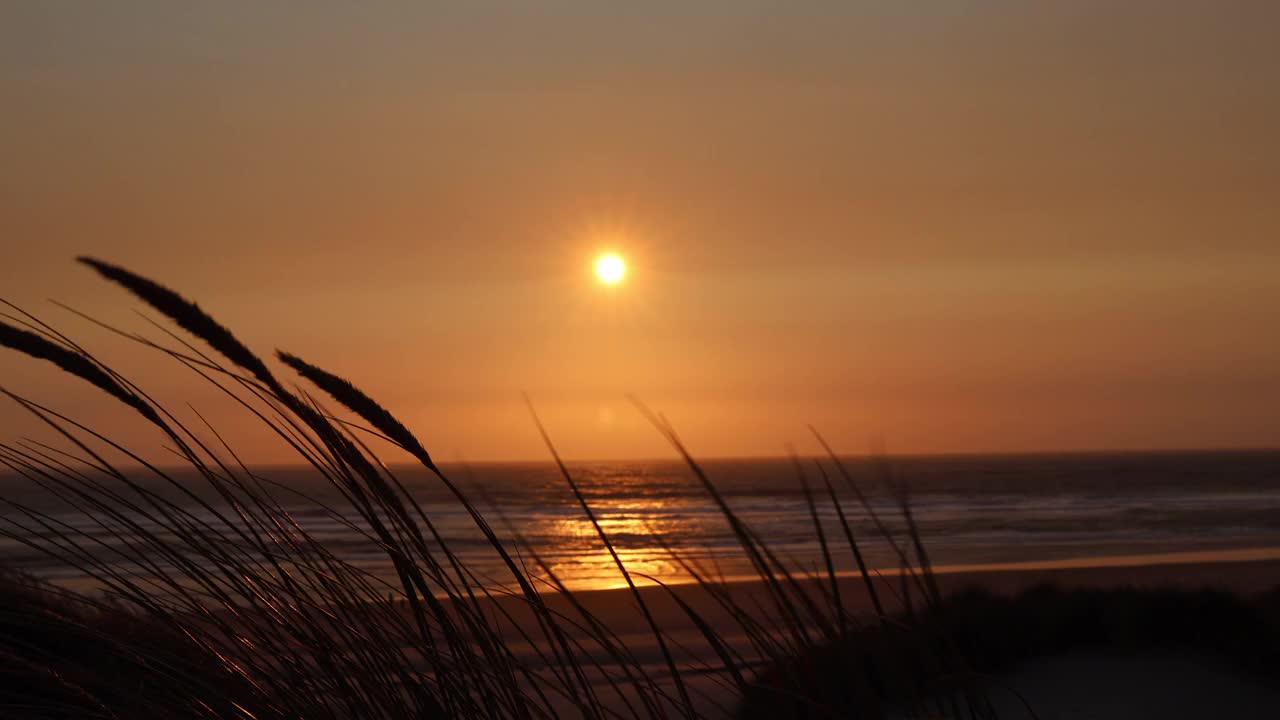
[0,260,967,719]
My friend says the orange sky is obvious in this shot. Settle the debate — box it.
[2,1,1278,462]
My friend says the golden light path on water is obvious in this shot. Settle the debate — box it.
[543,510,684,590]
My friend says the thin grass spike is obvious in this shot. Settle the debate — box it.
[276,351,435,469]
[78,257,277,387]
[0,321,161,426]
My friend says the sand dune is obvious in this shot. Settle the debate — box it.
[487,555,1280,718]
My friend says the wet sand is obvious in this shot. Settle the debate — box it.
[516,550,1280,642]
[483,552,1280,718]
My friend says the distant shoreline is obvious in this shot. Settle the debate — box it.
[205,544,1280,603]
[572,545,1280,593]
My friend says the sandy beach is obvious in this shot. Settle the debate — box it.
[477,552,1280,718]
[498,551,1280,646]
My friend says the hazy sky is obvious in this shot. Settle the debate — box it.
[2,1,1278,462]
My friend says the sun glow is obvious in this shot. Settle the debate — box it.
[594,253,627,285]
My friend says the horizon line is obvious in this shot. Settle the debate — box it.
[365,443,1280,467]
[24,443,1268,473]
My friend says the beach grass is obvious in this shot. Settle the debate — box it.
[1,260,1274,719]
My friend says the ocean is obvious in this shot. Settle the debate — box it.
[3,450,1280,593]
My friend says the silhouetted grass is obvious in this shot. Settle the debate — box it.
[0,568,301,720]
[2,260,1269,720]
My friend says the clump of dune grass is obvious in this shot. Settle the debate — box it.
[1,259,984,719]
[0,568,295,720]
[736,583,1280,720]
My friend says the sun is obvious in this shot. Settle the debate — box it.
[594,252,627,285]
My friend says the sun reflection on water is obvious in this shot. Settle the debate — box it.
[537,509,700,590]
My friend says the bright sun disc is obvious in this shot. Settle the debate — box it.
[595,253,626,285]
